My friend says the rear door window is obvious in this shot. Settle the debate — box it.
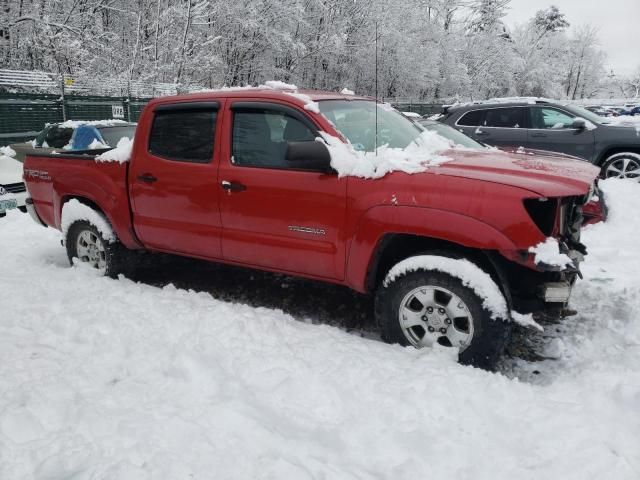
[148,108,217,163]
[483,108,525,128]
[457,110,485,126]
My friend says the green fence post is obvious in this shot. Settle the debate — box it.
[60,75,67,121]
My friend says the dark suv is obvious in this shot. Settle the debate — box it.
[438,98,640,180]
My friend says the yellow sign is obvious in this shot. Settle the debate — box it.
[64,78,74,86]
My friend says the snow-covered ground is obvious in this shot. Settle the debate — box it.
[0,180,639,479]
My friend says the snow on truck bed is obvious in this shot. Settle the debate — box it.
[0,180,639,479]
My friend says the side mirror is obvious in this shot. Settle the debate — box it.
[571,118,586,130]
[285,141,332,172]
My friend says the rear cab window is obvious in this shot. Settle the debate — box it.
[148,103,218,163]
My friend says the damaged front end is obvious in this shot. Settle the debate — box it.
[497,184,599,320]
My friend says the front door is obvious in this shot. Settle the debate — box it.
[217,100,347,280]
[129,101,223,258]
[526,106,595,160]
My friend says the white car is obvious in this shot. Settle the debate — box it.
[0,146,27,218]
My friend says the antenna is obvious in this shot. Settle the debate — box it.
[375,20,378,153]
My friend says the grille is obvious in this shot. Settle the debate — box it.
[0,182,26,194]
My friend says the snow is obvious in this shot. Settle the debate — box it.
[402,111,421,118]
[283,91,320,113]
[60,198,116,243]
[1,179,640,479]
[0,145,16,157]
[384,255,509,320]
[95,137,133,163]
[53,119,129,129]
[88,138,108,149]
[320,130,452,179]
[340,88,355,95]
[262,80,298,90]
[199,81,320,113]
[529,238,574,268]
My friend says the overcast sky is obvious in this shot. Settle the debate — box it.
[504,0,639,76]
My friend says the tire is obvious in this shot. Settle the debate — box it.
[66,220,131,278]
[375,269,512,370]
[601,152,640,181]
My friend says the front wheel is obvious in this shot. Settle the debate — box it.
[375,269,512,370]
[66,220,130,278]
[601,153,640,181]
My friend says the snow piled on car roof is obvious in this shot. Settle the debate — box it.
[52,119,131,129]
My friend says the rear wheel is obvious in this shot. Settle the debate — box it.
[602,153,640,181]
[376,269,512,370]
[66,220,131,278]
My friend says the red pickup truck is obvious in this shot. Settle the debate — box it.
[24,88,600,369]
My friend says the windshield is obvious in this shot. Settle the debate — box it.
[562,104,604,124]
[99,126,136,147]
[418,121,485,149]
[317,100,423,152]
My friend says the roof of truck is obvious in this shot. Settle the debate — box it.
[148,87,374,108]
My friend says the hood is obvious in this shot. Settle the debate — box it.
[433,149,599,197]
[597,121,640,140]
[0,153,24,185]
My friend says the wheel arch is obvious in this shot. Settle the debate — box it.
[364,233,513,309]
[57,194,142,249]
[597,146,640,166]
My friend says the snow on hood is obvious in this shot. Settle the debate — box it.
[321,130,454,179]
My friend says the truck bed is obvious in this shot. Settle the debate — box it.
[24,152,140,249]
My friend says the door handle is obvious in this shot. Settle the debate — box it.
[221,180,246,192]
[137,173,157,183]
[531,132,547,138]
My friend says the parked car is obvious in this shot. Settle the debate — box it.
[0,147,27,217]
[10,121,136,162]
[623,106,640,116]
[438,98,640,180]
[584,105,616,117]
[24,88,600,369]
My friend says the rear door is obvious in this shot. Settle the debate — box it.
[217,100,347,280]
[526,106,595,160]
[474,107,527,148]
[129,101,223,258]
